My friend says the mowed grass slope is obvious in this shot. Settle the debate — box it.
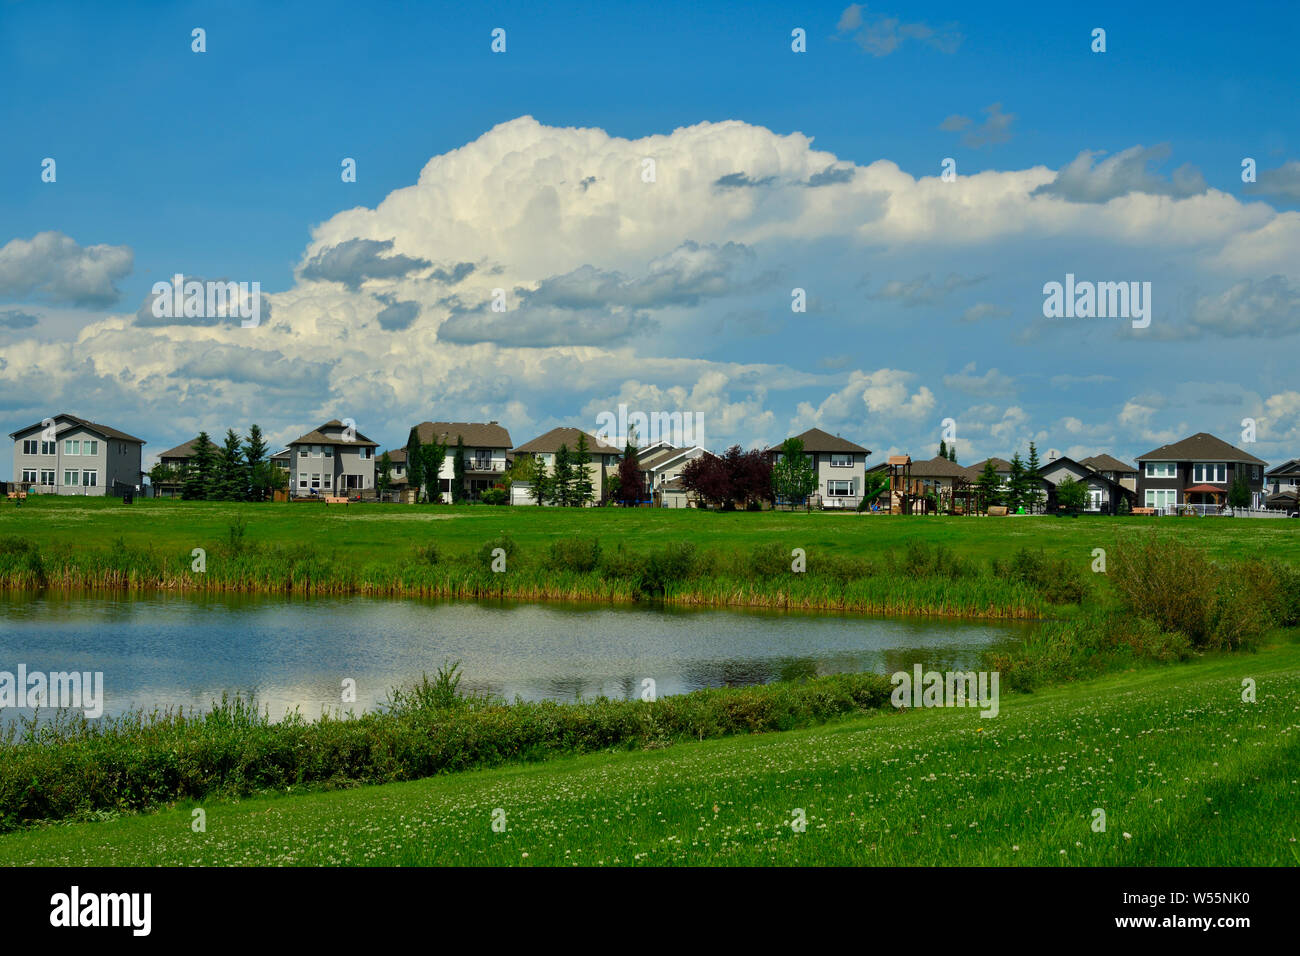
[3,496,1298,566]
[5,637,1296,867]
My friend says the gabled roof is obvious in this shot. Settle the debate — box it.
[1039,456,1128,491]
[158,436,202,460]
[270,449,291,461]
[1079,453,1137,474]
[513,427,621,456]
[967,457,1013,474]
[909,455,971,478]
[288,420,379,447]
[768,428,869,455]
[1136,432,1265,466]
[408,421,512,449]
[1265,457,1300,477]
[9,412,145,444]
[383,448,408,464]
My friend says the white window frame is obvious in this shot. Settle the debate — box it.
[64,469,80,486]
[84,440,99,456]
[1144,461,1176,478]
[42,441,56,455]
[83,470,98,487]
[1145,488,1177,510]
[64,439,80,455]
[40,469,55,485]
[324,445,334,458]
[829,453,853,468]
[299,446,309,458]
[1192,462,1226,483]
[826,479,853,496]
[22,439,37,454]
[298,475,308,489]
[21,469,38,483]
[323,473,332,489]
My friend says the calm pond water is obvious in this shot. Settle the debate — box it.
[0,592,1022,723]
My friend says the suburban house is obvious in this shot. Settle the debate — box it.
[1078,454,1138,493]
[966,457,1013,485]
[657,475,696,509]
[404,421,513,502]
[375,447,410,496]
[287,420,378,497]
[9,413,144,496]
[1036,455,1135,514]
[767,428,869,509]
[1264,458,1300,511]
[1135,432,1267,513]
[510,426,621,505]
[152,436,203,498]
[634,440,709,504]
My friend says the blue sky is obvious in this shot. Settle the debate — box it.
[3,0,1299,475]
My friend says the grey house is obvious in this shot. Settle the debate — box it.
[1135,432,1267,513]
[9,413,144,496]
[766,427,870,509]
[1036,456,1135,514]
[288,420,377,497]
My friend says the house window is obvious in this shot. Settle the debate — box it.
[324,446,334,458]
[829,453,853,468]
[40,470,54,484]
[84,440,99,456]
[1144,461,1176,478]
[1145,489,1177,510]
[323,474,332,489]
[311,474,321,489]
[360,447,372,460]
[312,445,322,458]
[298,475,308,489]
[64,470,80,486]
[43,441,56,455]
[827,479,853,496]
[64,439,80,455]
[1192,462,1226,483]
[83,470,98,487]
[299,446,309,457]
[21,469,37,483]
[22,439,37,454]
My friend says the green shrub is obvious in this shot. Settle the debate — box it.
[991,548,1088,605]
[480,488,508,506]
[549,536,601,573]
[748,542,791,578]
[476,535,517,570]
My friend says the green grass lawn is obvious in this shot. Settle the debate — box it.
[3,495,1297,566]
[5,636,1296,866]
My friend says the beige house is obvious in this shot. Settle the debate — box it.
[511,427,621,505]
[404,421,513,502]
[767,427,870,509]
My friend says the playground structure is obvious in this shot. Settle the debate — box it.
[886,454,978,515]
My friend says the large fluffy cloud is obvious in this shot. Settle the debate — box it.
[0,231,133,307]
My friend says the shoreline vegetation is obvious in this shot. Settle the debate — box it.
[2,501,1297,837]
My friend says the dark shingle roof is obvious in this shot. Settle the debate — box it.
[1136,432,1265,466]
[910,455,972,478]
[1265,458,1300,477]
[9,413,145,444]
[1079,453,1137,474]
[288,420,379,447]
[408,421,512,449]
[768,427,869,455]
[513,427,621,455]
[966,457,1013,474]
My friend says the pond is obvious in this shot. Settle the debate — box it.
[0,592,1022,723]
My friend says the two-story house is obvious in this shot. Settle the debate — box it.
[767,428,869,509]
[288,420,378,497]
[406,421,513,502]
[1036,455,1135,514]
[1264,457,1300,511]
[511,426,621,505]
[9,413,144,496]
[634,440,708,504]
[1135,432,1266,513]
[152,436,205,498]
[1078,454,1138,493]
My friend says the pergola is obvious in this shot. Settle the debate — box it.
[1184,483,1224,511]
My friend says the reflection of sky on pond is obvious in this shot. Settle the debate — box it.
[0,592,1023,723]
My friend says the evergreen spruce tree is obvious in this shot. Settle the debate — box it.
[938,438,948,460]
[405,427,423,503]
[552,444,574,506]
[947,444,957,463]
[975,459,1002,513]
[1007,451,1027,513]
[1024,442,1044,513]
[244,424,269,501]
[377,452,393,499]
[571,433,595,505]
[529,454,551,506]
[183,432,217,500]
[215,429,247,500]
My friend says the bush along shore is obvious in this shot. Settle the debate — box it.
[0,532,1092,619]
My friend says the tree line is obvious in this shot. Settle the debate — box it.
[148,426,287,501]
